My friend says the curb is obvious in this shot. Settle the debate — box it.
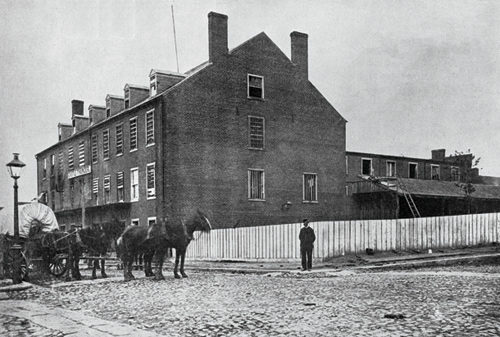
[0,281,32,293]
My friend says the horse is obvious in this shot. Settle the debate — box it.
[117,210,211,281]
[26,222,82,281]
[78,221,125,279]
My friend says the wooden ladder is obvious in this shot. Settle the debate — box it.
[396,176,421,218]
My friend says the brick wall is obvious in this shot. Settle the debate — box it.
[161,33,346,228]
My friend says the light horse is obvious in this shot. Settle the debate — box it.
[78,220,125,279]
[117,210,211,281]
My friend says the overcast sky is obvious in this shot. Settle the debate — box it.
[0,0,499,214]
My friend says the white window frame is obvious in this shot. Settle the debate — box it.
[124,88,130,109]
[147,217,157,227]
[43,158,47,179]
[361,158,372,176]
[103,129,110,160]
[103,174,111,204]
[150,75,157,96]
[248,168,265,201]
[303,172,318,203]
[92,177,99,204]
[145,109,155,147]
[129,117,138,152]
[130,167,139,202]
[408,162,418,179]
[91,134,98,164]
[146,162,156,200]
[386,160,396,177]
[115,123,123,157]
[247,74,264,99]
[431,164,440,180]
[116,171,124,202]
[345,156,348,175]
[131,218,140,226]
[78,141,85,167]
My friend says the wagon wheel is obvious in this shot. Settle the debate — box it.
[4,249,29,281]
[48,254,68,277]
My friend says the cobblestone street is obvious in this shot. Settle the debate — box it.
[3,266,500,336]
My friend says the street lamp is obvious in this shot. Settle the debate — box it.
[6,153,25,284]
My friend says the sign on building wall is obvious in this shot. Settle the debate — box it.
[68,165,91,179]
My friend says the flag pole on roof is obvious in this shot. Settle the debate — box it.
[171,2,180,73]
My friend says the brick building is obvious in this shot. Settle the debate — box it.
[345,149,500,219]
[35,12,347,230]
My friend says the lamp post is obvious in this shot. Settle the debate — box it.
[6,153,25,284]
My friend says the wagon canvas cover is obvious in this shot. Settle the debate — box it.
[18,202,59,237]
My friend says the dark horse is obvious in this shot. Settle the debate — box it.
[117,210,211,281]
[78,221,125,279]
[26,222,82,281]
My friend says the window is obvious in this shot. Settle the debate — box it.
[124,88,130,109]
[69,180,75,206]
[51,190,55,210]
[50,154,55,176]
[303,173,318,202]
[131,219,140,226]
[103,175,110,204]
[43,158,47,178]
[386,161,396,177]
[346,156,348,175]
[150,75,157,96]
[103,129,110,160]
[116,172,124,202]
[361,158,372,176]
[146,110,154,146]
[248,169,265,200]
[68,146,74,171]
[92,177,99,204]
[409,162,418,179]
[91,134,98,164]
[247,74,264,99]
[116,124,123,156]
[431,165,440,180]
[78,141,85,166]
[130,117,137,151]
[130,168,139,201]
[148,217,156,227]
[248,116,264,149]
[147,163,156,199]
[58,151,63,175]
[106,107,111,118]
[451,166,460,181]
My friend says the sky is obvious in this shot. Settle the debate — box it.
[0,0,499,216]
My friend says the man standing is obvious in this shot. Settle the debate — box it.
[299,219,315,271]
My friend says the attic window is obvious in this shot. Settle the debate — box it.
[247,74,264,99]
[106,107,111,118]
[361,158,372,176]
[124,89,130,109]
[150,75,157,96]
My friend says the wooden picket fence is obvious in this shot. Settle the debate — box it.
[186,212,500,261]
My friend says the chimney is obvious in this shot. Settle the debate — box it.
[208,12,228,62]
[71,99,84,118]
[290,31,308,79]
[431,149,446,161]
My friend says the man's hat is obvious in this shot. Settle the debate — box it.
[302,219,309,223]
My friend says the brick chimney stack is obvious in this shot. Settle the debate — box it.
[290,31,308,79]
[71,99,84,118]
[431,149,446,161]
[208,12,228,62]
